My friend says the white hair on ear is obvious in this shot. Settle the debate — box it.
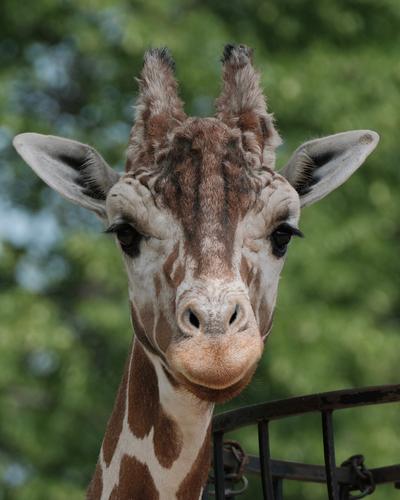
[280,130,380,207]
[13,133,120,219]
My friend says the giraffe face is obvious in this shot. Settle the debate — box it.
[14,44,379,403]
[106,118,301,402]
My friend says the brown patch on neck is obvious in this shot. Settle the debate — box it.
[128,341,183,468]
[101,354,129,466]
[176,424,212,500]
[86,462,103,499]
[89,340,183,490]
[154,409,182,468]
[127,341,158,437]
[109,455,159,500]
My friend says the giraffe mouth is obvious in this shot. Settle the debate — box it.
[179,364,251,390]
[177,363,258,403]
[165,328,263,402]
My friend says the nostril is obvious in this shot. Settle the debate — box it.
[188,309,200,329]
[229,305,239,325]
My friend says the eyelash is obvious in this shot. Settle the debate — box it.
[105,222,144,257]
[270,223,304,258]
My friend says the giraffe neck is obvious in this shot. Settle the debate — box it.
[87,339,214,500]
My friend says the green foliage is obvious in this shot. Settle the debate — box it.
[0,1,399,499]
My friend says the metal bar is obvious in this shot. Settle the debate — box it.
[258,420,275,499]
[213,384,400,433]
[321,411,339,500]
[273,478,283,500]
[207,385,400,498]
[229,454,400,486]
[213,431,225,500]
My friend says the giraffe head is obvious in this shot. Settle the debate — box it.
[14,45,379,402]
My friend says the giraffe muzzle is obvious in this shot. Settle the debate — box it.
[166,286,263,398]
[177,293,250,338]
[165,327,263,402]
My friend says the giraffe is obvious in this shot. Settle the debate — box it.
[13,44,379,500]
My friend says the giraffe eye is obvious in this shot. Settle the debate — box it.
[270,223,303,258]
[116,224,135,245]
[105,222,144,257]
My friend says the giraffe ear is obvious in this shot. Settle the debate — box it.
[13,133,120,219]
[280,130,379,208]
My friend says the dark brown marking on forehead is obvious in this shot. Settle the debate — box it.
[155,119,256,276]
[176,424,211,500]
[86,461,103,499]
[110,454,159,499]
[102,355,129,466]
[128,342,183,466]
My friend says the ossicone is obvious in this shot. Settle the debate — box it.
[215,44,281,169]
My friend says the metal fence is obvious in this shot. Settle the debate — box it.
[203,384,400,499]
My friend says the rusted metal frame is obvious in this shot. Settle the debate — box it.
[213,384,400,434]
[273,478,283,500]
[232,454,400,487]
[321,410,340,499]
[209,385,400,498]
[213,431,225,499]
[258,420,275,499]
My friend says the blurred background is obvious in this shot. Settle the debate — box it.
[0,0,399,498]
